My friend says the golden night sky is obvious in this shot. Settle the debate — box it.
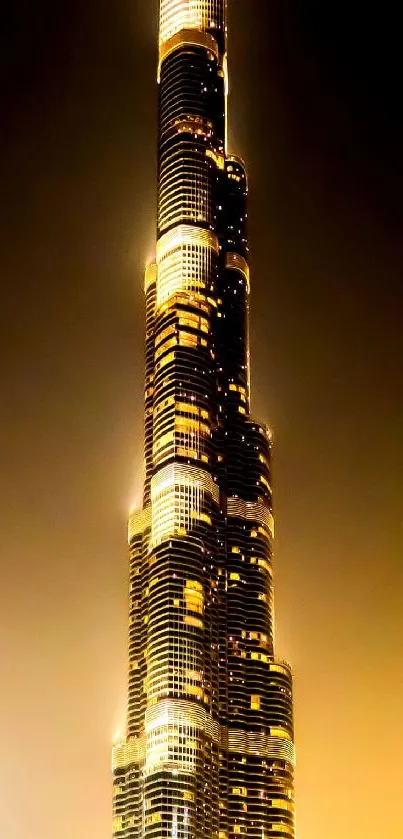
[1,1,402,837]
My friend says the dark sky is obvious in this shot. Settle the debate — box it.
[1,2,402,837]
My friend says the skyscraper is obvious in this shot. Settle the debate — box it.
[112,2,295,838]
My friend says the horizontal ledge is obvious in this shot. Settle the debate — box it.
[128,506,151,543]
[159,29,219,78]
[157,224,219,260]
[225,252,250,291]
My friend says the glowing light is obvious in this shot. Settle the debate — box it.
[159,0,225,46]
[150,462,218,546]
[156,225,219,307]
[144,261,157,293]
[113,728,122,745]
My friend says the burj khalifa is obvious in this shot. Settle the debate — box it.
[112,3,296,838]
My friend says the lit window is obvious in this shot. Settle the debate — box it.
[184,615,203,629]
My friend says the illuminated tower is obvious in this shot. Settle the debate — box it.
[112,2,296,838]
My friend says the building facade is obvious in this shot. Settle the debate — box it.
[112,2,295,838]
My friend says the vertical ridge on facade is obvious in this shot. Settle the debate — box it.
[112,3,296,838]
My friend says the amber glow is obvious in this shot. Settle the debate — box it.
[1,1,401,838]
